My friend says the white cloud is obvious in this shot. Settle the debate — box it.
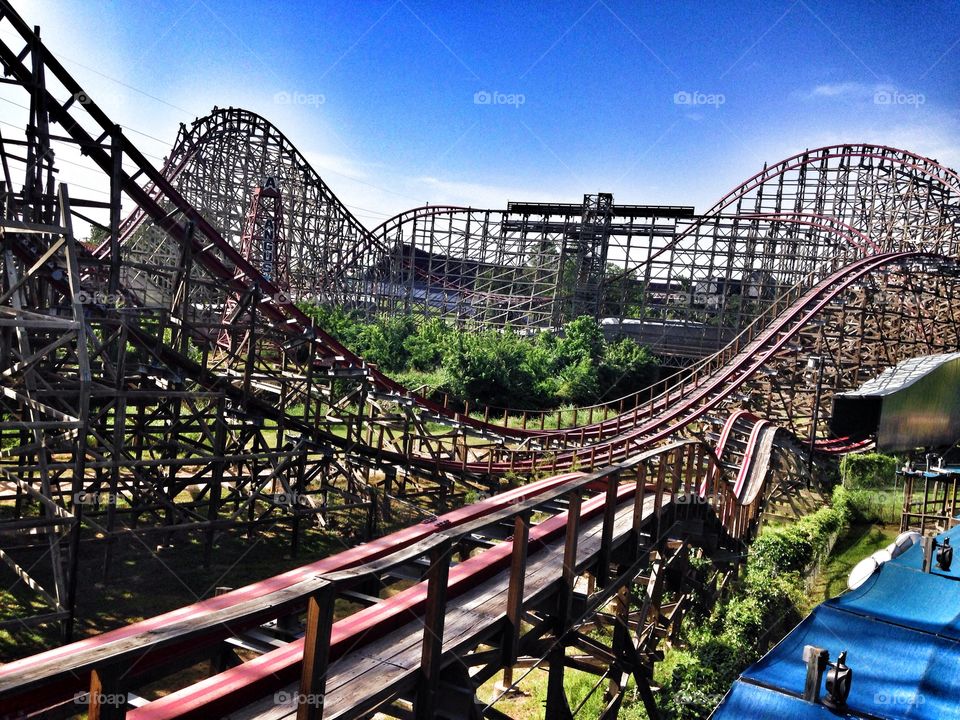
[812,81,870,97]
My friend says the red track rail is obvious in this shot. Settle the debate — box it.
[127,481,641,720]
[0,473,585,714]
[456,250,926,475]
[0,415,811,720]
[111,424,783,720]
[0,6,949,716]
[84,96,960,448]
[0,230,901,716]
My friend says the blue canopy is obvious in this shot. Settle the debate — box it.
[712,524,960,719]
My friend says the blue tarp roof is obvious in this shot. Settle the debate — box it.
[712,524,960,719]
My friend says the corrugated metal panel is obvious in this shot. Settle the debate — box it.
[841,353,960,397]
[831,353,960,451]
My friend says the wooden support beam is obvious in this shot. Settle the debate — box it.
[632,462,648,556]
[545,490,581,720]
[415,539,453,720]
[87,666,126,720]
[606,578,632,704]
[296,581,335,720]
[503,512,530,666]
[545,643,574,720]
[596,469,620,587]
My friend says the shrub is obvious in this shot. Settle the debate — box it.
[297,303,364,348]
[725,570,803,646]
[553,355,600,404]
[662,642,744,720]
[600,337,659,397]
[840,453,898,489]
[442,329,538,407]
[655,488,852,719]
[555,315,605,365]
[836,455,903,522]
[294,304,662,410]
[750,525,815,574]
[403,317,452,370]
[843,486,903,524]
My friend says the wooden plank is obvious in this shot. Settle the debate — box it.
[296,583,335,720]
[415,540,452,720]
[546,490,582,720]
[597,470,620,586]
[236,496,659,720]
[503,513,530,665]
[0,445,690,700]
[87,667,125,720]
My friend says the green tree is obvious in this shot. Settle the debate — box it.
[403,317,452,370]
[599,338,658,398]
[442,328,538,407]
[556,315,605,365]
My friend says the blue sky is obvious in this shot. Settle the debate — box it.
[11,0,960,227]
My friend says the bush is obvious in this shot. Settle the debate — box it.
[725,570,803,646]
[662,638,748,720]
[843,486,903,524]
[403,317,452,370]
[442,329,539,407]
[655,487,852,719]
[553,355,600,404]
[750,525,815,574]
[599,337,658,397]
[353,315,415,372]
[836,456,903,523]
[556,315,605,365]
[297,303,364,348]
[295,304,661,409]
[840,453,898,489]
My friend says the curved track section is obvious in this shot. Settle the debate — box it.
[0,431,803,719]
[96,107,374,305]
[363,146,960,337]
[89,98,960,448]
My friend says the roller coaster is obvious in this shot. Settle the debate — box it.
[0,0,959,717]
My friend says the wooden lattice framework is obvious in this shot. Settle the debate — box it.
[0,6,959,705]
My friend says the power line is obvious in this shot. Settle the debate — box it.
[0,65,412,218]
[55,52,193,116]
[0,95,167,164]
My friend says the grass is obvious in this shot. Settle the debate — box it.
[475,662,651,719]
[807,521,900,604]
[0,521,359,663]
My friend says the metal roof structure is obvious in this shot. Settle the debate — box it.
[842,352,960,397]
[831,353,960,451]
[712,523,960,718]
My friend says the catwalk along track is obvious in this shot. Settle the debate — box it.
[1,438,787,719]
